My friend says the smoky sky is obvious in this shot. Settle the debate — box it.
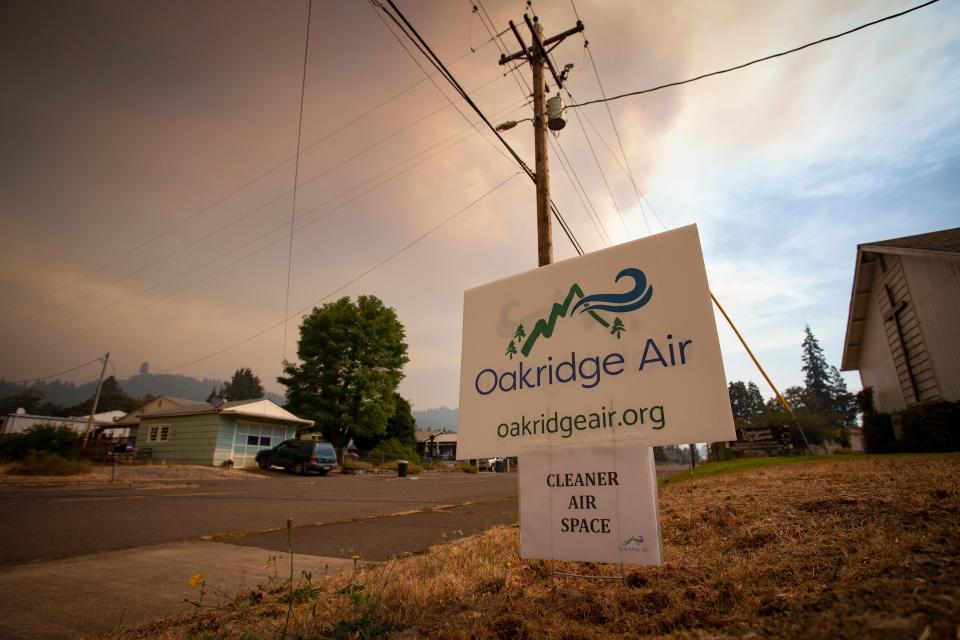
[1,0,958,410]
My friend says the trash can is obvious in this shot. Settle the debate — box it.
[495,459,506,473]
[397,460,408,478]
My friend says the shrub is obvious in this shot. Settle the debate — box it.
[378,460,422,475]
[857,387,898,454]
[8,452,94,476]
[0,424,81,461]
[456,462,478,474]
[342,458,373,473]
[368,438,419,464]
[900,400,960,453]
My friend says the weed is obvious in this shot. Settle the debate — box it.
[7,452,93,476]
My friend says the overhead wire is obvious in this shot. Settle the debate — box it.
[24,98,531,350]
[3,356,104,385]
[566,0,943,109]
[1,70,514,330]
[376,0,584,256]
[0,19,506,323]
[282,0,314,361]
[155,172,523,374]
[473,0,611,247]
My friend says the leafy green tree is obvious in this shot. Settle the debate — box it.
[279,296,409,462]
[221,367,264,401]
[727,381,765,425]
[827,366,857,427]
[801,326,831,411]
[353,392,417,452]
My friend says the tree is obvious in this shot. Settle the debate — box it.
[727,381,765,425]
[506,341,518,359]
[801,326,831,411]
[827,366,857,428]
[221,367,263,401]
[352,392,417,452]
[0,388,45,415]
[68,377,140,414]
[138,361,150,376]
[279,296,409,462]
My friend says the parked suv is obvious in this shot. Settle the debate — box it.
[256,440,338,476]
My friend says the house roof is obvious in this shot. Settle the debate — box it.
[114,395,207,425]
[841,227,960,371]
[416,430,457,443]
[140,397,313,426]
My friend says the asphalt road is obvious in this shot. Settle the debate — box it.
[0,470,519,566]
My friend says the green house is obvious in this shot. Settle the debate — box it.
[129,398,313,467]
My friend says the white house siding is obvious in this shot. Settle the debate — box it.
[901,254,960,401]
[859,270,906,413]
[872,253,940,406]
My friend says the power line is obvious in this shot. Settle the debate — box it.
[474,0,610,250]
[282,0,314,362]
[1,70,514,329]
[376,0,585,256]
[24,98,532,351]
[156,172,522,374]
[4,356,104,385]
[0,25,504,322]
[566,0,942,109]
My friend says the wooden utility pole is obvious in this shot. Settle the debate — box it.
[81,352,109,450]
[500,15,583,267]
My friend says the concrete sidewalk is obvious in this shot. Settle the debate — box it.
[0,541,354,640]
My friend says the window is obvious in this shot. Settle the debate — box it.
[247,435,259,445]
[259,436,271,447]
[148,424,170,442]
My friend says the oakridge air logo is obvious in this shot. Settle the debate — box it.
[475,266,695,398]
[505,267,653,360]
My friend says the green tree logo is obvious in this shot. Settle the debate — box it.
[610,317,625,339]
[505,340,518,360]
[514,324,526,344]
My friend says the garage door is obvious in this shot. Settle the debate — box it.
[232,424,287,468]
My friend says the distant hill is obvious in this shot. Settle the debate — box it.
[413,406,458,432]
[0,373,283,409]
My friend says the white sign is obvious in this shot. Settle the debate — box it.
[519,437,662,565]
[458,224,734,458]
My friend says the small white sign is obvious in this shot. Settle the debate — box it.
[458,224,734,458]
[519,438,662,565]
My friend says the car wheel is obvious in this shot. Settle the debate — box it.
[258,458,270,470]
[294,461,306,475]
[316,469,328,477]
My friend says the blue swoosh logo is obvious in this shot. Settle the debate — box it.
[571,267,653,315]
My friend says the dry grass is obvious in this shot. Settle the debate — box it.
[0,462,258,484]
[104,454,960,640]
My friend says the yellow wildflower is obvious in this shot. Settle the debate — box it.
[187,572,205,589]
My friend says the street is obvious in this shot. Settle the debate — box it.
[0,470,519,639]
[0,470,518,565]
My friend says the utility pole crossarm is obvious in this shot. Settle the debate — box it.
[499,20,584,67]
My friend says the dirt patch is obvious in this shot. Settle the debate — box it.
[0,463,261,485]
[103,454,960,640]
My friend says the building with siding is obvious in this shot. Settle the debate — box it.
[124,398,313,467]
[841,227,960,413]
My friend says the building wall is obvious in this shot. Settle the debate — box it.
[901,254,960,402]
[858,276,906,413]
[135,414,222,465]
[1,414,90,435]
[869,253,940,407]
